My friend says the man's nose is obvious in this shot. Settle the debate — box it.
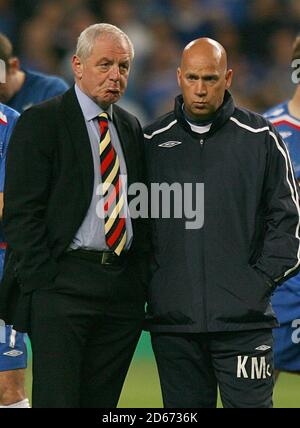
[109,65,121,81]
[195,80,207,96]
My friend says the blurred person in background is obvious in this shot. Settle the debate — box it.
[18,0,67,75]
[99,0,151,124]
[0,32,68,112]
[141,18,181,119]
[0,102,29,408]
[0,0,297,121]
[0,23,150,408]
[0,0,17,42]
[261,28,296,110]
[144,37,300,408]
[264,35,300,381]
[57,6,97,83]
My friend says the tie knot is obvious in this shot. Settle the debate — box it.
[98,112,109,122]
[98,112,109,136]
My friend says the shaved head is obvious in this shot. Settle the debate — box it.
[177,37,232,121]
[181,38,228,72]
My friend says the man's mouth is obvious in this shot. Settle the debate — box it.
[107,89,120,95]
[194,101,207,108]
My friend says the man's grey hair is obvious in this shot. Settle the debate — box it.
[76,23,134,61]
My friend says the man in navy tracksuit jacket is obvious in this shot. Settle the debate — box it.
[144,38,300,408]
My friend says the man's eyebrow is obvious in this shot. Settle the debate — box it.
[97,57,112,63]
[185,72,199,76]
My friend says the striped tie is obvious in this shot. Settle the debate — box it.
[98,112,127,255]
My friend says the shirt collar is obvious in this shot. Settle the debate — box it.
[75,84,113,121]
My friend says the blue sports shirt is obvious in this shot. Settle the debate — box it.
[264,101,300,321]
[0,103,19,244]
[8,69,69,113]
[265,101,300,179]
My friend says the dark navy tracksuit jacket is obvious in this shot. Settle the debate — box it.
[143,92,300,333]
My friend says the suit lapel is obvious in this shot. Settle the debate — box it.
[60,90,136,202]
[61,87,94,205]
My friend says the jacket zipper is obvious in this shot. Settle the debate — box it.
[199,136,208,331]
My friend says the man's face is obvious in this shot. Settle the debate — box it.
[177,47,232,121]
[72,36,131,109]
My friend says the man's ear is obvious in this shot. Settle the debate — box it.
[7,57,20,74]
[225,69,233,90]
[72,55,83,80]
[177,67,182,88]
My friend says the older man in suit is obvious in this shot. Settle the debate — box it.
[0,23,150,408]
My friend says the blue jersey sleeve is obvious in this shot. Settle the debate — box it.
[44,77,69,99]
[0,110,19,192]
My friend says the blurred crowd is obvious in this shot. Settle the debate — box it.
[0,0,299,123]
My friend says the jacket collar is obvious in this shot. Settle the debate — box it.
[174,90,235,137]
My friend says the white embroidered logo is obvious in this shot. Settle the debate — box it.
[255,345,271,351]
[158,141,182,148]
[3,350,23,357]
